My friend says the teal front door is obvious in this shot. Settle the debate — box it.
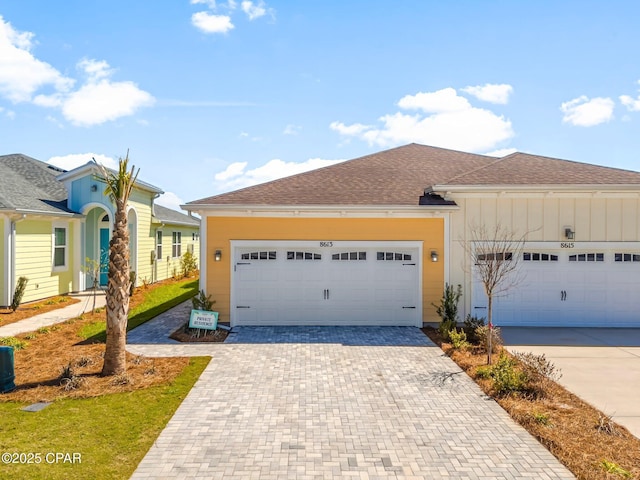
[99,228,109,286]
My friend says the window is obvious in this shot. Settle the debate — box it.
[53,226,67,269]
[523,252,558,262]
[240,251,277,260]
[614,253,640,262]
[172,232,182,258]
[332,252,366,260]
[287,251,321,260]
[376,252,411,261]
[477,252,513,262]
[156,231,163,260]
[569,253,604,262]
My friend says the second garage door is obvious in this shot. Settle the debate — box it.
[232,241,422,326]
[472,248,640,327]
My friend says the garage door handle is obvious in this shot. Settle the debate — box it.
[236,306,251,309]
[402,306,416,309]
[403,263,416,266]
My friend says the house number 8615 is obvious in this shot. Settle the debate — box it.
[319,242,333,247]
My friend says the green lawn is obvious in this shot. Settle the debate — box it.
[0,356,209,480]
[79,278,198,341]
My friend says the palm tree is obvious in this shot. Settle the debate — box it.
[98,153,139,376]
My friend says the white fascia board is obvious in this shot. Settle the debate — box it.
[58,162,163,195]
[433,184,640,196]
[183,204,458,218]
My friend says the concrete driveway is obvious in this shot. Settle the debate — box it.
[129,327,573,479]
[502,327,640,439]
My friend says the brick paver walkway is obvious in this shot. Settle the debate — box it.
[129,323,574,479]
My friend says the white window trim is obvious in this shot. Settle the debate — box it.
[172,231,182,258]
[52,222,69,272]
[156,230,163,262]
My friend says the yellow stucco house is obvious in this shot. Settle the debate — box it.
[0,154,200,308]
[185,143,640,328]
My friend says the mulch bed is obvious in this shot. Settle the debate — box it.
[0,296,80,328]
[169,324,228,343]
[422,327,640,480]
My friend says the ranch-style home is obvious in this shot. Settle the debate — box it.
[185,143,640,328]
[0,154,200,308]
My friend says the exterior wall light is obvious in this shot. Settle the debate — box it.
[214,249,222,262]
[90,184,98,192]
[431,250,439,262]
[564,228,575,240]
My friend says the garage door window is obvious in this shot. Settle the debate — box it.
[241,251,277,260]
[523,252,558,261]
[377,252,412,261]
[287,251,322,260]
[332,252,366,260]
[568,253,604,262]
[614,253,640,262]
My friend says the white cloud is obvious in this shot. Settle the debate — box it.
[0,106,15,119]
[47,153,117,171]
[155,192,186,212]
[214,157,345,192]
[191,12,234,33]
[0,16,74,103]
[462,83,513,104]
[283,124,301,135]
[560,95,614,127]
[331,87,514,152]
[484,148,517,157]
[241,1,267,20]
[620,95,640,111]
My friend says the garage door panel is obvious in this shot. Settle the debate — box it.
[233,243,421,326]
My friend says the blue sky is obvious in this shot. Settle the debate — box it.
[2,1,640,210]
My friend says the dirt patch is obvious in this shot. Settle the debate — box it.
[1,280,193,404]
[0,296,80,328]
[423,327,640,480]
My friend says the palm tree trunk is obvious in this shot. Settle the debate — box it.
[101,198,130,376]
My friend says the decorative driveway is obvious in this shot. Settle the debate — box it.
[129,325,573,479]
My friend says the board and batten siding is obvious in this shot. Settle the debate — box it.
[204,216,444,324]
[448,193,640,319]
[127,190,154,286]
[14,219,74,303]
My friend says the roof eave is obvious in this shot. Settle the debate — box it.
[432,184,640,193]
[182,203,460,213]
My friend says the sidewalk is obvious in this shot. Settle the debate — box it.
[0,291,106,337]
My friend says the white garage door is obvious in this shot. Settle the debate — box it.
[232,241,422,326]
[472,248,640,327]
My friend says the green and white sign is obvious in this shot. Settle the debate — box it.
[189,309,219,330]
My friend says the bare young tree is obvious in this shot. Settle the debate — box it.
[462,223,528,364]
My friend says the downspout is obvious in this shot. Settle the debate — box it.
[9,214,27,306]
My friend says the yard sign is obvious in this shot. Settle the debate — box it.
[189,309,219,330]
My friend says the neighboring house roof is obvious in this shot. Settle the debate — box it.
[187,144,640,208]
[153,204,199,227]
[0,154,76,215]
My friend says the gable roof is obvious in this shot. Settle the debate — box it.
[0,154,76,215]
[187,144,640,208]
[153,204,199,227]
[187,144,495,206]
[56,161,164,194]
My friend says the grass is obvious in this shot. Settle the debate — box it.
[79,278,198,341]
[0,357,209,480]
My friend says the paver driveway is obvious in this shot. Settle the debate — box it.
[129,327,573,479]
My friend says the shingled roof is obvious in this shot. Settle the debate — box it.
[188,144,495,206]
[153,204,199,227]
[188,144,640,208]
[0,154,74,214]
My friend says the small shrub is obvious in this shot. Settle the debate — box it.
[59,363,75,381]
[448,328,471,351]
[490,352,528,396]
[600,460,632,478]
[75,356,94,367]
[595,413,622,436]
[131,355,145,365]
[23,333,38,340]
[432,283,462,340]
[475,325,503,353]
[10,276,29,312]
[192,290,215,311]
[171,267,178,279]
[475,365,492,379]
[532,411,551,426]
[141,277,150,289]
[144,364,156,376]
[180,250,198,278]
[111,373,133,386]
[37,326,50,335]
[0,337,28,351]
[513,351,562,384]
[463,314,485,344]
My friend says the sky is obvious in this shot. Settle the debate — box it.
[2,1,640,211]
